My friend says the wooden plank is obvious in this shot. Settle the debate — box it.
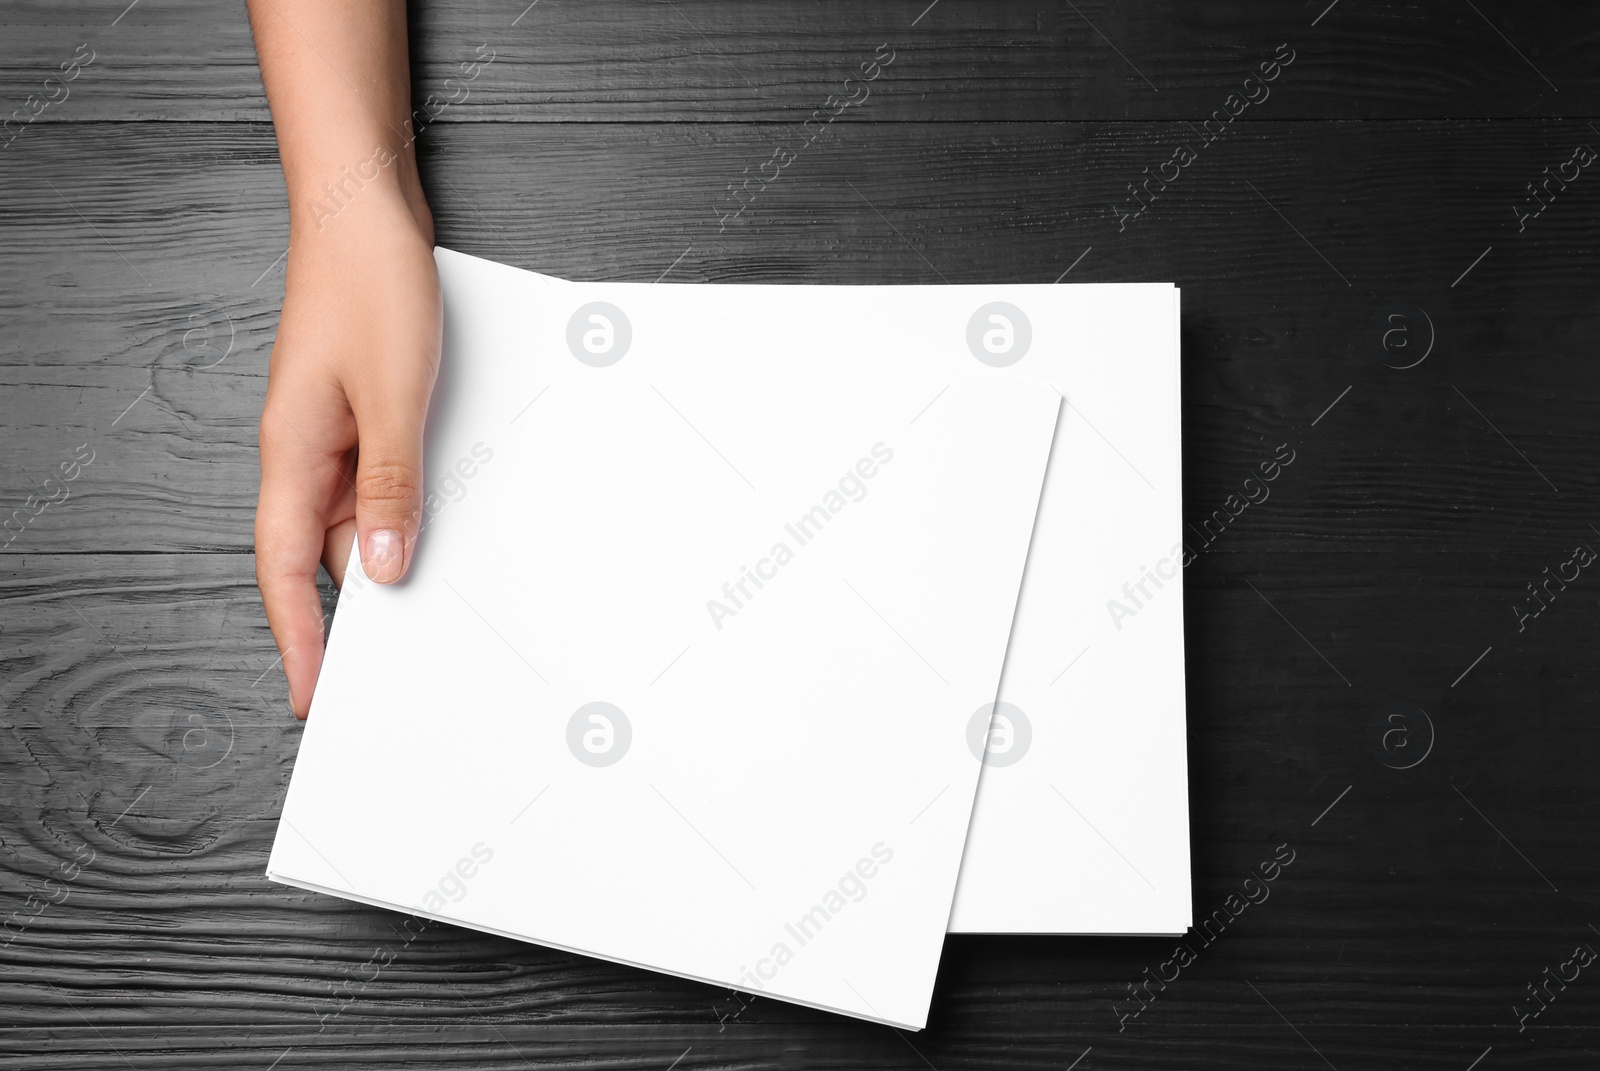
[2,119,1599,556]
[0,1024,1575,1071]
[0,0,1594,125]
[1,552,1596,1070]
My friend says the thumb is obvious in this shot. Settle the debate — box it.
[353,413,425,584]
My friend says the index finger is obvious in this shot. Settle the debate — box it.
[256,412,342,719]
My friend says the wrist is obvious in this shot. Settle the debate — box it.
[286,146,433,247]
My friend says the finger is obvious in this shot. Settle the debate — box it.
[257,405,344,719]
[351,396,428,584]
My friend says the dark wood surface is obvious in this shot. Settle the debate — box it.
[3,2,1599,1068]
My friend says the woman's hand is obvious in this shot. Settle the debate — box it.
[255,193,440,718]
[247,0,437,717]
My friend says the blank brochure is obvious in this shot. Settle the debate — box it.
[946,283,1189,935]
[520,265,1192,934]
[267,250,1062,1028]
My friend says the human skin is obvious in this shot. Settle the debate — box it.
[247,0,438,717]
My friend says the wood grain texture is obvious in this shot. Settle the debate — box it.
[1,554,1597,1070]
[0,0,1595,123]
[3,120,1599,556]
[5,2,1600,1067]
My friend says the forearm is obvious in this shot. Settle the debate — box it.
[246,0,430,241]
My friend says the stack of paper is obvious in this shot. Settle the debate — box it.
[268,249,1187,1030]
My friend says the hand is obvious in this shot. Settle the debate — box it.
[255,189,440,718]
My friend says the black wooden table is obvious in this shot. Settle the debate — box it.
[3,2,1598,1067]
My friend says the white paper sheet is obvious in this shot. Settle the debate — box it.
[267,249,1062,1028]
[946,284,1189,934]
[517,265,1191,934]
